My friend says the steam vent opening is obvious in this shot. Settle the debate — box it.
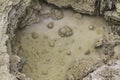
[5,0,120,80]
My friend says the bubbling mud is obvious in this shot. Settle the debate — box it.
[12,3,111,80]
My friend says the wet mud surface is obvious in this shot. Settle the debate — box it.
[12,3,120,80]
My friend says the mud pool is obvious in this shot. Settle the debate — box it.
[12,4,110,80]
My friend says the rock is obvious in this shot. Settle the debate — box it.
[58,26,73,37]
[95,39,103,48]
[0,54,16,80]
[1,0,120,80]
[46,0,120,25]
[103,1,120,25]
[10,55,21,72]
[91,60,120,80]
[66,58,104,80]
[17,0,41,29]
[0,0,41,80]
[83,74,92,80]
[46,0,97,15]
[116,3,120,13]
[95,33,117,56]
[100,0,114,15]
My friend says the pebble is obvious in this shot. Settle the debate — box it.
[95,39,103,48]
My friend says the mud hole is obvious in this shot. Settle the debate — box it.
[11,2,120,80]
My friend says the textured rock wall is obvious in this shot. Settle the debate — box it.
[0,0,41,80]
[46,0,120,25]
[46,0,97,15]
[0,0,18,80]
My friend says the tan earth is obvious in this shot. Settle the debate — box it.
[13,4,109,80]
[1,0,120,80]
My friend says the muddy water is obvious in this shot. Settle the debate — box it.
[15,5,109,80]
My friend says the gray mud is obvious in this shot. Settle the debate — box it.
[12,3,112,80]
[3,0,120,80]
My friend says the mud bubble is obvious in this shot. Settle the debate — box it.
[47,22,54,29]
[58,25,73,37]
[50,8,64,20]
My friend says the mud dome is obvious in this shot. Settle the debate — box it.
[1,0,120,80]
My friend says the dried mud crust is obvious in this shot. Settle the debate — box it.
[68,60,120,80]
[66,58,105,80]
[91,60,120,80]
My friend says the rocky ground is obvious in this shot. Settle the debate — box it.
[1,0,120,80]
